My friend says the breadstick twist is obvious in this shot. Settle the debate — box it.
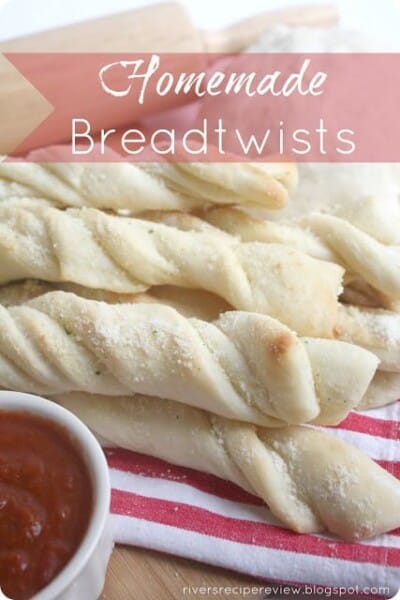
[54,391,400,541]
[2,280,391,412]
[336,304,400,372]
[0,291,377,426]
[0,146,295,211]
[302,214,400,302]
[358,371,400,410]
[203,206,400,302]
[0,199,343,337]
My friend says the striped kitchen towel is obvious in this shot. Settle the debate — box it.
[106,402,400,597]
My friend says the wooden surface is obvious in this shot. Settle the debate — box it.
[101,546,261,600]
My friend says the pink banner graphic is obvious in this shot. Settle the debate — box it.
[2,52,400,161]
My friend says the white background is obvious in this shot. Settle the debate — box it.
[0,0,400,43]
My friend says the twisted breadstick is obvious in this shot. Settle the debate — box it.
[0,280,230,323]
[0,280,153,308]
[359,371,400,410]
[0,291,377,426]
[202,206,337,262]
[336,304,400,372]
[0,199,344,337]
[203,207,400,302]
[141,157,296,209]
[303,214,400,302]
[54,391,400,541]
[336,303,400,408]
[1,281,392,411]
[0,145,295,211]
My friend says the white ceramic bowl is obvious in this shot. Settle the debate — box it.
[0,391,113,600]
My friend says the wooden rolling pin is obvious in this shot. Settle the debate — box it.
[0,3,338,153]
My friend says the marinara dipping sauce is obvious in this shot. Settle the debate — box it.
[0,410,93,600]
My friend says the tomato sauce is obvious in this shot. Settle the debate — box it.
[0,411,93,600]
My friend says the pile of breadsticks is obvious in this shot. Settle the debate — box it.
[0,146,399,542]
